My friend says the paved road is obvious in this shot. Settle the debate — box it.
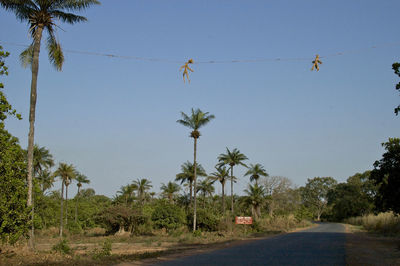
[157,223,346,266]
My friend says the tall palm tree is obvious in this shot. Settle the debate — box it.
[177,108,215,232]
[218,148,248,214]
[245,163,268,185]
[208,166,230,213]
[0,0,99,246]
[133,178,152,205]
[160,181,180,203]
[244,184,266,220]
[33,144,54,176]
[196,179,215,207]
[53,163,76,237]
[175,161,207,205]
[74,172,90,223]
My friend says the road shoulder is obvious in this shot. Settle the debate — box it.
[345,224,400,265]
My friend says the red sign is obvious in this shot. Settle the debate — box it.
[235,216,253,225]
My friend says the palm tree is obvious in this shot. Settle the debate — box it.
[177,108,215,232]
[74,172,90,223]
[53,163,76,237]
[33,144,54,176]
[160,181,181,203]
[133,178,152,205]
[196,179,215,207]
[175,161,207,205]
[218,148,248,214]
[208,166,230,213]
[37,169,54,193]
[117,184,136,205]
[0,0,99,246]
[245,163,268,185]
[244,184,266,220]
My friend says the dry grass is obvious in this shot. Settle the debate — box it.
[346,212,400,236]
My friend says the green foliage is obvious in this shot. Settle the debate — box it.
[300,177,337,220]
[52,239,72,255]
[187,208,220,231]
[151,201,186,232]
[92,239,112,259]
[370,138,400,214]
[392,62,400,115]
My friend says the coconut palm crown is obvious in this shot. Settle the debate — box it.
[208,166,230,213]
[245,163,269,185]
[175,161,207,205]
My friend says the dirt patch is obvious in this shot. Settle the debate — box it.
[345,224,400,265]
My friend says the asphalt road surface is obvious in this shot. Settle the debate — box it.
[157,223,346,266]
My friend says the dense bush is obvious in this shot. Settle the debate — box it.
[187,208,220,232]
[151,201,186,232]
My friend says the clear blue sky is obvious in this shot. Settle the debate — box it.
[1,0,399,197]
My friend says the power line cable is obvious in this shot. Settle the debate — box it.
[1,40,400,65]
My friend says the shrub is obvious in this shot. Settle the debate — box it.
[52,239,72,255]
[187,208,220,232]
[92,239,112,259]
[346,212,400,235]
[151,201,186,232]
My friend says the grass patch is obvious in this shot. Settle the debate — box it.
[346,212,400,236]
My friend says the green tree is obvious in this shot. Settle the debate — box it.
[244,163,268,185]
[53,163,76,237]
[370,138,400,214]
[300,177,337,221]
[116,184,136,206]
[244,184,266,220]
[0,0,100,246]
[160,181,180,203]
[392,62,400,115]
[177,108,215,232]
[0,46,29,244]
[218,147,248,214]
[175,161,207,206]
[74,172,90,223]
[133,178,152,205]
[208,166,229,213]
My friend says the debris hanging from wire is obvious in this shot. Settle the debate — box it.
[311,54,322,71]
[179,59,194,83]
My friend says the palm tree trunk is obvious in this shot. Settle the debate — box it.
[65,184,69,226]
[60,181,65,237]
[27,26,43,249]
[230,166,234,214]
[189,180,193,206]
[222,182,225,213]
[75,186,80,223]
[193,137,197,232]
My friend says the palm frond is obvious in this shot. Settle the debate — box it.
[19,44,34,68]
[46,35,64,70]
[51,10,87,24]
[53,0,100,11]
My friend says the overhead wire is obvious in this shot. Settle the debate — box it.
[1,40,400,65]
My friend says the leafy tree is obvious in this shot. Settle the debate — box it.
[99,205,138,235]
[208,166,229,213]
[0,0,100,246]
[160,181,180,203]
[245,163,268,185]
[0,47,29,244]
[53,163,76,237]
[175,161,207,206]
[300,177,337,221]
[370,138,400,214]
[133,178,152,205]
[327,182,374,221]
[218,147,248,214]
[74,172,90,222]
[392,62,400,115]
[151,201,186,232]
[177,108,215,231]
[244,184,266,220]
